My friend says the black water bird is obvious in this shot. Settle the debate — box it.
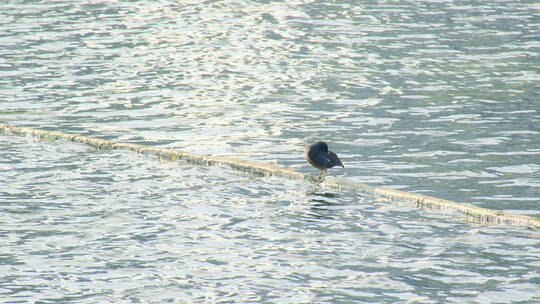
[304,141,344,183]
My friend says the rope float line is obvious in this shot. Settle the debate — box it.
[2,123,539,229]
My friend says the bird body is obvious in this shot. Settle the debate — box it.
[304,141,344,183]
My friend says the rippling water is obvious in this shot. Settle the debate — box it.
[1,0,540,303]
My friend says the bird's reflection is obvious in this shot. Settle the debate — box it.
[302,190,341,221]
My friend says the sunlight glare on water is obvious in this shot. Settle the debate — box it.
[1,0,540,302]
[2,136,540,303]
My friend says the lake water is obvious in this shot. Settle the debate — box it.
[1,0,540,303]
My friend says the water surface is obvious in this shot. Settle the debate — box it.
[1,0,539,302]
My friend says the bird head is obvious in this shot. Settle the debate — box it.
[313,141,328,152]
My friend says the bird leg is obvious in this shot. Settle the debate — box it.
[315,169,327,184]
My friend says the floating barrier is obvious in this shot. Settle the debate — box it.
[2,123,539,229]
